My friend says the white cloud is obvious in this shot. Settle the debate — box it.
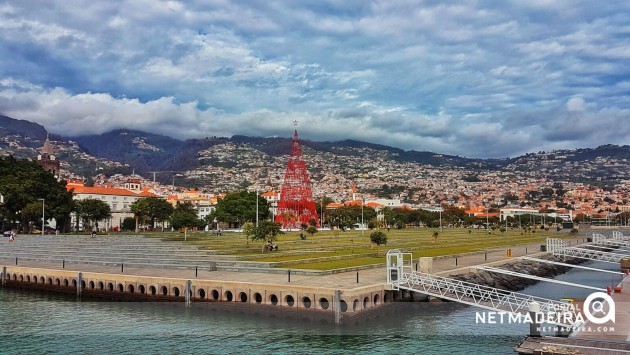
[0,1,628,157]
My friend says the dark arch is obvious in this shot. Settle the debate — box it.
[108,283,114,292]
[238,292,247,303]
[373,294,380,306]
[127,284,135,294]
[319,297,329,310]
[224,290,233,302]
[198,289,206,299]
[211,289,219,301]
[363,296,369,309]
[139,285,146,294]
[254,293,263,304]
[26,275,31,283]
[47,277,53,285]
[173,287,180,297]
[72,279,77,288]
[161,286,168,296]
[98,281,104,290]
[149,286,156,295]
[89,281,95,289]
[302,296,312,309]
[63,279,69,287]
[40,276,45,283]
[340,300,348,313]
[285,295,295,307]
[32,276,37,284]
[353,299,358,312]
[19,275,23,282]
[81,280,86,289]
[55,278,61,286]
[118,284,124,293]
[270,294,278,305]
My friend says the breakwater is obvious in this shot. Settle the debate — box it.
[453,255,584,292]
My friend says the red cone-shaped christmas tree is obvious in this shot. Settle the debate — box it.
[275,123,319,229]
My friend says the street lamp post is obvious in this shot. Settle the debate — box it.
[38,198,45,235]
[256,188,259,228]
[361,198,364,236]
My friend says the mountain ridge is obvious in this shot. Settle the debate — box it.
[1,114,628,185]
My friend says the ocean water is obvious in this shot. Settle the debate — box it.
[0,260,620,354]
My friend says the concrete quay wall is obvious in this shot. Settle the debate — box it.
[0,265,406,323]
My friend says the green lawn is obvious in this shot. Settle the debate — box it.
[135,227,576,270]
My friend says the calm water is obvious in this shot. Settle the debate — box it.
[0,260,621,354]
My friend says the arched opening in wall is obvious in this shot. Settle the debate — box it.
[149,286,156,295]
[384,292,390,303]
[139,285,146,295]
[63,279,69,287]
[363,296,369,309]
[127,285,135,294]
[319,298,329,310]
[224,291,233,302]
[173,287,180,297]
[47,278,53,285]
[12,274,17,281]
[26,275,30,283]
[161,286,168,296]
[270,294,278,306]
[118,284,124,293]
[211,289,219,301]
[72,279,77,288]
[89,281,95,289]
[32,276,37,284]
[352,299,358,312]
[340,300,348,313]
[285,295,295,307]
[55,278,60,286]
[19,275,23,282]
[254,293,262,304]
[198,289,206,299]
[40,277,45,284]
[238,292,247,303]
[81,280,86,289]
[108,283,114,292]
[373,294,380,306]
[98,282,104,290]
[302,297,312,309]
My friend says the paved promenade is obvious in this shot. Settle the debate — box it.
[0,234,589,290]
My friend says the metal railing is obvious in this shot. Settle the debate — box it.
[386,250,578,327]
[546,238,628,264]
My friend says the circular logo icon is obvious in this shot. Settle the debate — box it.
[583,292,615,325]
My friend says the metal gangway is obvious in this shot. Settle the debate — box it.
[612,231,630,241]
[547,237,630,264]
[385,250,578,328]
[591,233,630,248]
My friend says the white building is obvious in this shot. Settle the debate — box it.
[67,182,156,231]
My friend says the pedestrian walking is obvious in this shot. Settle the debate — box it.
[91,226,96,238]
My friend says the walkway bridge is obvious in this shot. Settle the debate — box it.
[385,250,578,328]
[612,231,630,241]
[592,233,630,248]
[547,238,629,264]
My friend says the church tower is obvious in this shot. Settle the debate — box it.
[36,134,61,177]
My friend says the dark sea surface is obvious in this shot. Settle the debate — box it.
[0,259,621,354]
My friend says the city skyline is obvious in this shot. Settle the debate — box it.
[0,1,629,158]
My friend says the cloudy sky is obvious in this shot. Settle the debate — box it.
[0,1,628,157]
